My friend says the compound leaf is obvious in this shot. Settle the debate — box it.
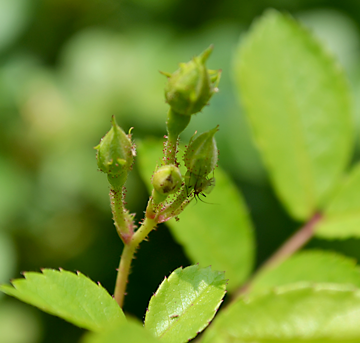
[137,139,255,291]
[316,163,360,238]
[202,283,360,343]
[0,269,125,331]
[235,10,353,220]
[249,250,360,295]
[144,265,226,343]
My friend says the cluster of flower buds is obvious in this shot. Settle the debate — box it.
[154,52,221,217]
[96,47,221,229]
[155,126,219,222]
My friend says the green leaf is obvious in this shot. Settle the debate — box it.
[144,265,226,343]
[234,10,353,220]
[82,319,161,343]
[202,283,360,343]
[0,269,125,331]
[316,164,360,238]
[137,139,255,291]
[249,250,360,295]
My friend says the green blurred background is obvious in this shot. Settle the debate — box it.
[1,0,360,342]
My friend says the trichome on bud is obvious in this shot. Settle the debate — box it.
[184,125,219,179]
[95,116,134,187]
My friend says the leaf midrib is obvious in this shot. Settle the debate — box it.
[275,25,315,214]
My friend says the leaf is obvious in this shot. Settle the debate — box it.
[202,283,360,343]
[82,319,161,343]
[0,269,125,331]
[249,250,360,295]
[144,265,226,343]
[316,163,360,238]
[234,10,353,220]
[136,139,255,291]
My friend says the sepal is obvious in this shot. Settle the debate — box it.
[163,45,221,116]
[95,116,134,182]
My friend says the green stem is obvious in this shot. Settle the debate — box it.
[157,186,192,223]
[107,174,133,244]
[146,189,168,219]
[109,188,129,240]
[164,109,191,165]
[114,216,158,308]
[164,133,178,165]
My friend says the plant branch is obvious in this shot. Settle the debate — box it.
[231,212,322,302]
[164,109,191,165]
[114,216,158,308]
[109,187,133,244]
[164,133,178,165]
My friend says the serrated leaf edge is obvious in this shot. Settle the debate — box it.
[0,268,123,331]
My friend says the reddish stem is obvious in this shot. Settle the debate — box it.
[231,212,322,301]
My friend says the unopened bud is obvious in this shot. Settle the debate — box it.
[152,165,182,195]
[95,116,134,183]
[162,45,221,116]
[184,126,219,178]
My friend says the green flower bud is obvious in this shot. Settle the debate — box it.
[162,45,221,116]
[184,126,219,178]
[152,165,182,195]
[95,116,134,182]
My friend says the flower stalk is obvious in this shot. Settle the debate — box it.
[162,46,221,165]
[114,216,158,308]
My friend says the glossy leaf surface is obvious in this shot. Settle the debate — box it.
[0,269,125,331]
[235,10,353,220]
[145,265,226,343]
[203,283,360,343]
[249,250,360,295]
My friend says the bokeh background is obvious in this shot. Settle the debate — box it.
[2,1,360,342]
